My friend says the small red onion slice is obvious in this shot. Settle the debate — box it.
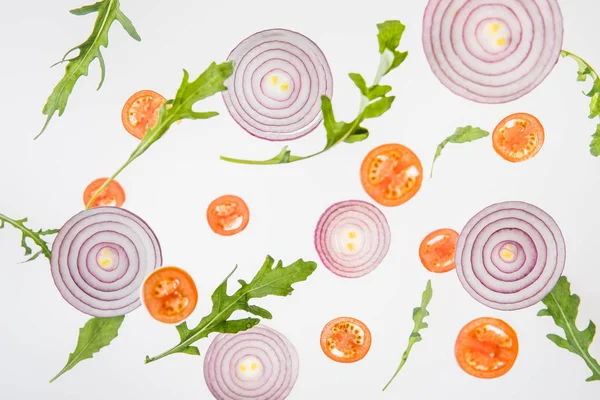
[455,201,565,310]
[223,28,333,141]
[50,206,162,317]
[422,0,564,103]
[314,200,391,278]
[204,325,299,400]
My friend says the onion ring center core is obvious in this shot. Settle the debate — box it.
[95,246,119,271]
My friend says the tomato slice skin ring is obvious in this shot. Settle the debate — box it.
[419,228,459,273]
[141,266,198,324]
[121,90,166,140]
[360,143,423,207]
[455,317,519,379]
[492,112,545,162]
[320,316,372,363]
[206,194,250,236]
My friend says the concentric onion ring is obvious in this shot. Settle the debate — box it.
[422,0,564,103]
[455,201,565,310]
[50,206,162,317]
[314,200,391,278]
[204,325,299,400]
[223,28,333,141]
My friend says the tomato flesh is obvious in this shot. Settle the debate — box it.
[207,195,250,236]
[83,178,126,208]
[142,266,198,324]
[419,228,459,273]
[492,113,544,162]
[320,317,372,363]
[122,90,166,140]
[361,144,423,207]
[455,317,519,379]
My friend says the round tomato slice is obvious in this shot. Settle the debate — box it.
[121,90,166,139]
[142,266,198,324]
[360,143,423,207]
[206,195,250,236]
[492,113,544,162]
[455,317,519,379]
[83,178,126,208]
[419,228,459,273]
[320,317,372,363]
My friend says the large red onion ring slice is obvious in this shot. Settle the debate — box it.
[204,325,299,400]
[223,28,333,141]
[50,206,162,317]
[455,201,565,310]
[422,0,564,103]
[314,200,391,278]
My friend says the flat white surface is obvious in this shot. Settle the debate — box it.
[1,0,599,398]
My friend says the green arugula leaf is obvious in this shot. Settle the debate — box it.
[220,20,407,165]
[560,50,600,156]
[0,213,58,262]
[37,0,140,139]
[383,280,432,391]
[376,20,409,76]
[430,125,490,177]
[85,61,233,208]
[349,73,368,95]
[538,276,600,382]
[364,96,395,119]
[144,255,316,364]
[50,316,124,383]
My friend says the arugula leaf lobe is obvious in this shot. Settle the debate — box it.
[0,213,58,262]
[538,276,600,382]
[220,20,407,165]
[383,280,432,391]
[50,316,124,382]
[37,0,140,138]
[85,61,233,209]
[145,255,316,363]
[560,50,600,156]
[430,125,489,177]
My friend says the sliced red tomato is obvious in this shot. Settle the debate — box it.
[320,317,372,363]
[419,228,459,273]
[206,195,250,236]
[83,178,126,208]
[360,143,423,207]
[455,317,519,379]
[121,90,166,139]
[142,266,198,324]
[492,113,545,162]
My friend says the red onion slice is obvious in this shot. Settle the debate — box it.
[204,325,299,400]
[422,0,564,103]
[50,206,162,317]
[314,200,391,278]
[455,201,565,310]
[223,28,333,141]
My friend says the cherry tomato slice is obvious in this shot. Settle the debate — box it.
[121,90,166,140]
[419,228,459,273]
[492,113,545,162]
[360,143,423,207]
[83,178,126,208]
[455,317,519,379]
[206,195,250,236]
[142,266,198,324]
[320,317,372,363]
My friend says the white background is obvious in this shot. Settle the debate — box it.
[1,0,599,398]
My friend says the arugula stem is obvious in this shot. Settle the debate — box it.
[382,342,414,391]
[561,50,599,82]
[85,156,134,209]
[0,213,53,259]
[220,49,392,166]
